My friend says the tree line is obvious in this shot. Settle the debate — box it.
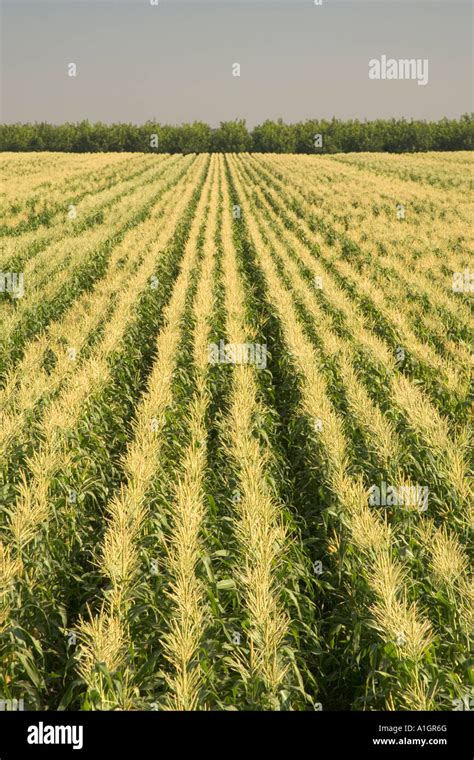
[1,115,472,153]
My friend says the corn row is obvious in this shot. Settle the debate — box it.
[221,158,291,699]
[235,156,471,513]
[0,157,207,603]
[0,158,184,353]
[229,154,436,710]
[251,154,472,330]
[0,157,191,465]
[160,156,220,709]
[76,157,214,709]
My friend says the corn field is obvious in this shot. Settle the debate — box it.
[0,151,472,712]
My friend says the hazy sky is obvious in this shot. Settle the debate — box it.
[1,0,472,126]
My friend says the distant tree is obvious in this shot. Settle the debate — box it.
[252,118,296,153]
[177,121,212,153]
[211,120,251,152]
[0,116,472,153]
